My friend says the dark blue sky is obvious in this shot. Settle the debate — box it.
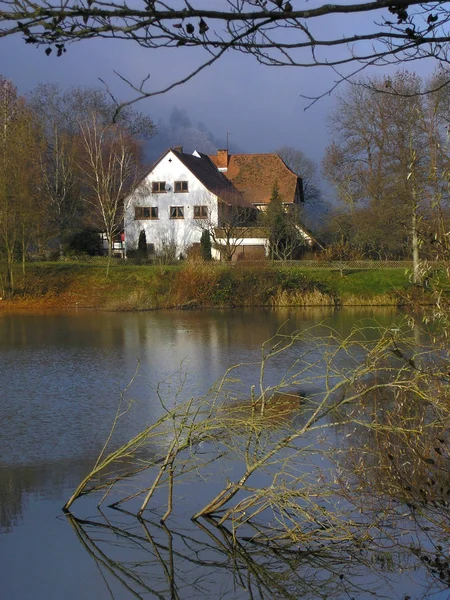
[0,11,438,198]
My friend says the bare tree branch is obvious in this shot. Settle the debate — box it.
[3,0,450,102]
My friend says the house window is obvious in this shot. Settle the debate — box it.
[152,181,166,193]
[170,206,184,219]
[194,205,208,219]
[174,181,188,193]
[135,206,158,219]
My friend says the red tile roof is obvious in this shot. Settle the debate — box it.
[209,151,302,206]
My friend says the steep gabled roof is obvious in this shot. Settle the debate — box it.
[132,148,255,208]
[134,148,236,197]
[209,152,301,205]
[172,149,237,198]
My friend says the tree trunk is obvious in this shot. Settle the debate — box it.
[6,246,14,295]
[412,203,420,284]
[410,167,421,285]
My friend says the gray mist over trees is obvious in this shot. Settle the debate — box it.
[145,114,328,232]
[146,107,242,162]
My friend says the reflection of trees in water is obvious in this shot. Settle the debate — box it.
[62,318,450,598]
[0,467,29,532]
[329,362,450,592]
[0,459,93,532]
[67,510,406,600]
[0,312,127,349]
[63,412,450,596]
[65,452,450,599]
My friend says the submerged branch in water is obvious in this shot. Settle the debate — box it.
[64,317,450,581]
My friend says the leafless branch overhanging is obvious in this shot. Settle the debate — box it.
[2,0,450,100]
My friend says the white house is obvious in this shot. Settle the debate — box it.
[125,147,320,260]
[124,147,239,257]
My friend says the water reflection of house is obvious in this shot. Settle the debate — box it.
[124,147,317,260]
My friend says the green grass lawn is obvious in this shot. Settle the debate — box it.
[2,261,428,308]
[276,267,412,300]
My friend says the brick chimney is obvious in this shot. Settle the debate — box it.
[216,149,229,171]
[173,146,183,153]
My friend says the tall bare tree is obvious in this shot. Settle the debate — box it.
[0,77,45,294]
[79,114,143,262]
[323,70,450,276]
[29,83,156,257]
[276,147,321,206]
[30,84,84,255]
[276,146,326,230]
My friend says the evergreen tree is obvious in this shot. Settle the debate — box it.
[263,182,305,260]
[265,182,285,259]
[138,229,148,259]
[200,229,212,260]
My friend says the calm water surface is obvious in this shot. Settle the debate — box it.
[0,307,446,599]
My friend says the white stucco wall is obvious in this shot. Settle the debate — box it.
[124,150,219,256]
[211,237,269,260]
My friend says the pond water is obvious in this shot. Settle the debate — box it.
[0,307,449,599]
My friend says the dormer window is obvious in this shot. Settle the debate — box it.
[152,181,166,193]
[174,181,188,193]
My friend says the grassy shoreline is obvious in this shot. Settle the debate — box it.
[0,260,432,310]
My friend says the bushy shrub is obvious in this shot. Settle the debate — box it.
[66,229,103,256]
[173,263,337,308]
[211,269,236,305]
[185,244,202,260]
[156,237,178,265]
[174,261,220,306]
[231,263,274,305]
